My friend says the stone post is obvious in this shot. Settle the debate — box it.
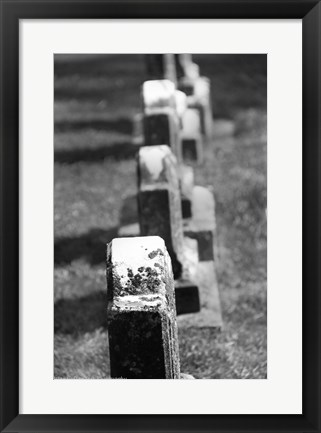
[106,236,180,379]
[142,80,181,159]
[180,108,203,164]
[137,145,200,315]
[137,145,184,278]
[179,165,194,219]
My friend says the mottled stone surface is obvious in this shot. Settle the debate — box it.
[106,236,180,379]
[138,146,184,279]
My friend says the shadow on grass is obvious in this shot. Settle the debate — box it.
[55,291,107,335]
[55,228,118,266]
[55,142,140,164]
[55,118,133,134]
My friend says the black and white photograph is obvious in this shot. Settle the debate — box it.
[54,53,267,379]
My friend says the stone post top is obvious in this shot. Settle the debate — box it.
[182,108,201,137]
[107,236,174,310]
[175,90,187,118]
[142,79,176,109]
[138,145,178,185]
[194,77,210,102]
[192,186,215,223]
[185,62,200,80]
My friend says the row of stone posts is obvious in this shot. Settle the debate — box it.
[106,54,222,378]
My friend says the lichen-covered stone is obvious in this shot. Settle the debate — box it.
[106,236,180,379]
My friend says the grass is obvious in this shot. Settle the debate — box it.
[54,54,267,379]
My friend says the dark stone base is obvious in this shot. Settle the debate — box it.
[108,311,166,379]
[184,229,214,261]
[175,279,200,315]
[181,198,192,219]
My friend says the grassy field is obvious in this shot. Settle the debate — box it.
[54,54,267,379]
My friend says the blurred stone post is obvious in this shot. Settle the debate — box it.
[145,54,177,84]
[180,108,203,164]
[177,55,213,141]
[184,186,217,262]
[137,145,200,315]
[142,80,181,158]
[137,145,184,278]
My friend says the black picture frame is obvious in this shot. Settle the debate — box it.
[1,1,320,432]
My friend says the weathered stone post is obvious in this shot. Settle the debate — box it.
[142,80,181,158]
[189,77,213,141]
[137,145,200,315]
[180,108,203,164]
[137,145,185,278]
[178,185,223,329]
[106,236,180,379]
[177,55,213,141]
[175,54,199,83]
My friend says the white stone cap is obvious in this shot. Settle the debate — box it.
[142,79,176,110]
[192,186,216,228]
[194,77,210,103]
[139,145,177,185]
[185,62,200,80]
[175,90,187,118]
[108,236,173,310]
[181,108,201,137]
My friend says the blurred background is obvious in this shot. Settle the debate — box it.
[54,54,267,379]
